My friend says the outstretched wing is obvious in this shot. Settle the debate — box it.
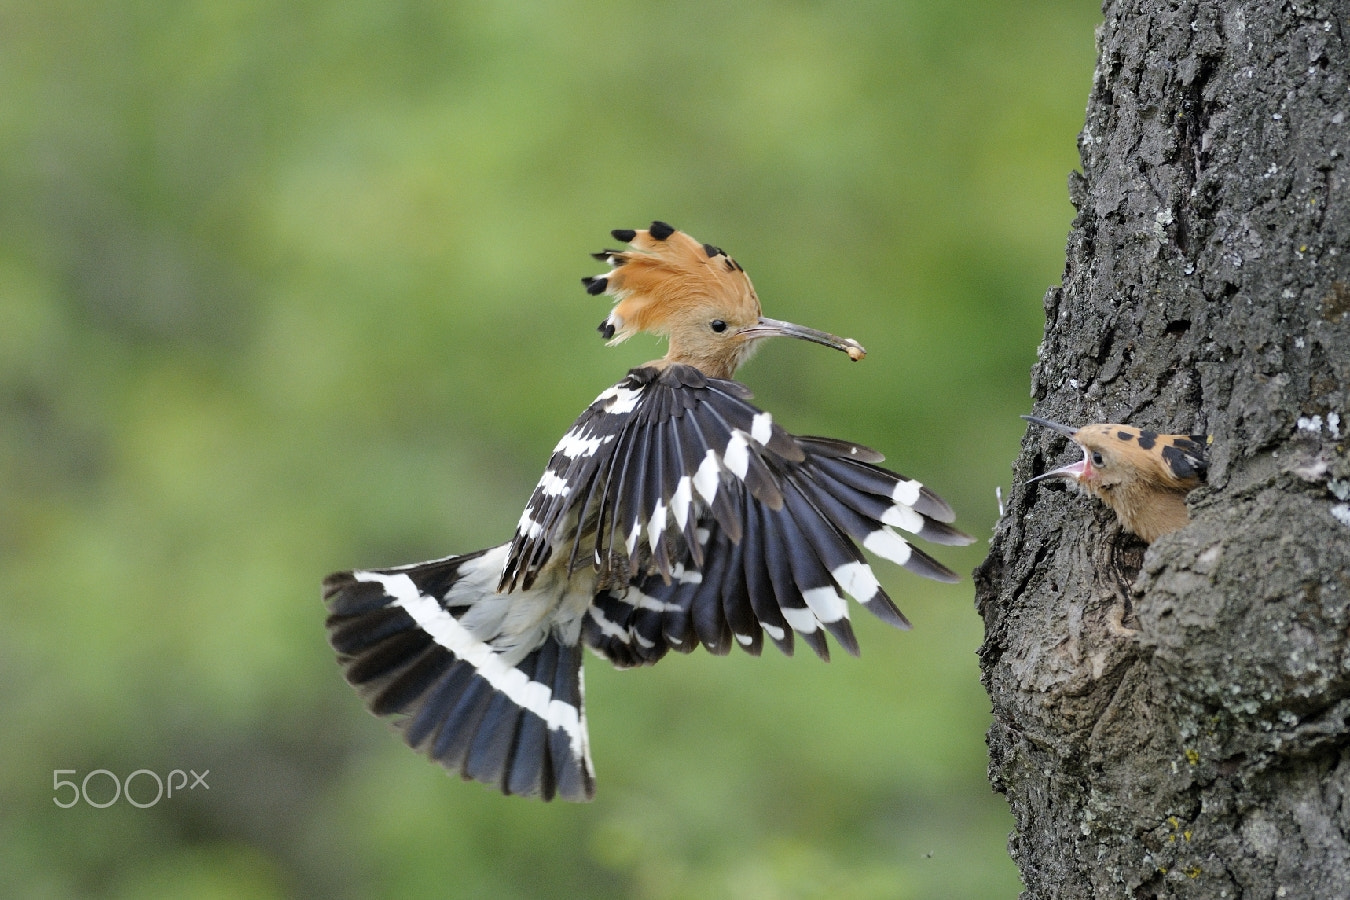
[502,364,972,665]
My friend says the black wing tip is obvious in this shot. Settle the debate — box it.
[322,569,356,600]
[906,550,963,584]
[796,435,886,464]
[547,751,596,802]
[825,620,861,657]
[798,626,831,662]
[862,590,912,631]
[923,521,976,547]
[913,486,959,525]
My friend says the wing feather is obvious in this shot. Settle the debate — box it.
[739,492,795,657]
[618,419,653,575]
[805,449,960,525]
[505,364,967,667]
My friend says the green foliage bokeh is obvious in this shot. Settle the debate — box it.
[1,2,1098,897]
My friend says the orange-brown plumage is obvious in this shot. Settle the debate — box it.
[1023,416,1210,543]
[584,222,864,380]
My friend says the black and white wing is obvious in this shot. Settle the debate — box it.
[503,364,971,667]
[324,547,595,802]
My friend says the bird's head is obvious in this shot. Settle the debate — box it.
[1023,416,1208,496]
[1022,415,1210,542]
[582,222,865,380]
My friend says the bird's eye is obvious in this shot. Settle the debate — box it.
[710,319,728,333]
[1091,451,1105,466]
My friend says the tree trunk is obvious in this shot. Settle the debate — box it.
[975,1,1350,897]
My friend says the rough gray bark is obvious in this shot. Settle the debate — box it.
[976,1,1350,898]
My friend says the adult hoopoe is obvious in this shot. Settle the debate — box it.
[324,222,973,801]
[1022,415,1210,543]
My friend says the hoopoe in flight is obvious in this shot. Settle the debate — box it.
[1022,415,1210,543]
[324,222,973,801]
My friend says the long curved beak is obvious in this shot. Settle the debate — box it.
[739,316,866,361]
[1021,414,1079,438]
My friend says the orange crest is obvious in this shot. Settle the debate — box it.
[583,221,763,345]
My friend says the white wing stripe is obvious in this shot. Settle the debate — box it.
[880,503,925,534]
[892,478,923,507]
[750,412,774,446]
[862,528,913,566]
[723,432,751,480]
[516,509,543,539]
[647,498,668,549]
[669,475,694,531]
[595,384,642,415]
[802,585,847,624]
[538,469,570,497]
[670,563,703,585]
[587,607,627,641]
[693,449,721,502]
[832,561,881,602]
[556,430,614,459]
[780,605,820,634]
[357,571,588,761]
[629,588,682,613]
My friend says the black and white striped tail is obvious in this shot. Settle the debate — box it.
[323,548,594,801]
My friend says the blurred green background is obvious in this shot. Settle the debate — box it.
[1,1,1098,897]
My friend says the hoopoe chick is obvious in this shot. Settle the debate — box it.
[324,221,973,802]
[1022,415,1210,543]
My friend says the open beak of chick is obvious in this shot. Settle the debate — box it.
[1020,413,1209,543]
[1022,415,1094,484]
[739,317,867,361]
